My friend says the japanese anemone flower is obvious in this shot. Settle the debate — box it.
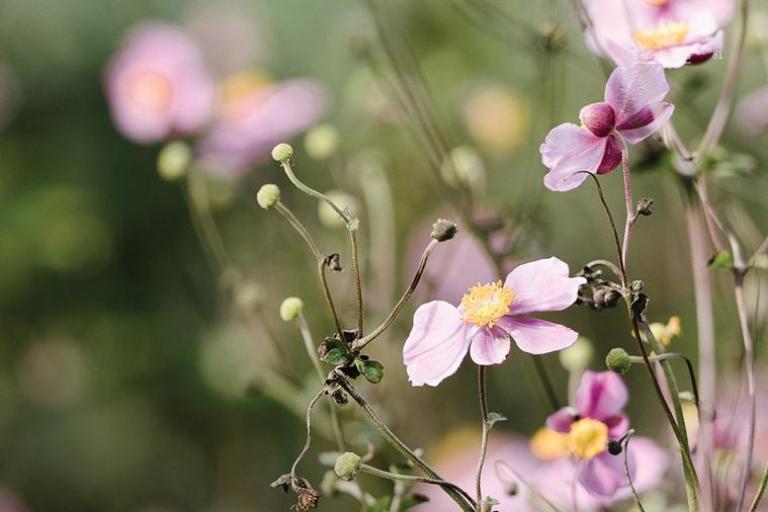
[403,257,585,386]
[583,0,733,68]
[540,62,673,192]
[104,22,215,143]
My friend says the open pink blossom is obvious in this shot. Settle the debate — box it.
[197,77,327,176]
[104,23,215,143]
[540,62,673,191]
[403,257,585,386]
[584,0,732,68]
[541,371,638,496]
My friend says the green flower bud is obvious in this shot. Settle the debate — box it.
[271,143,294,163]
[559,337,593,372]
[431,219,458,242]
[605,348,632,375]
[304,124,339,160]
[279,297,304,321]
[257,184,281,209]
[157,141,191,181]
[334,452,362,481]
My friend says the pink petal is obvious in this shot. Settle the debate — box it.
[604,414,630,438]
[403,301,472,386]
[575,370,629,421]
[578,450,635,496]
[540,123,607,192]
[617,102,674,143]
[500,316,579,355]
[604,63,670,126]
[503,257,586,315]
[546,407,577,433]
[469,327,511,366]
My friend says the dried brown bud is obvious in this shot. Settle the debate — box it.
[637,197,654,216]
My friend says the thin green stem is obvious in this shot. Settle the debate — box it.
[622,430,645,512]
[289,389,325,479]
[475,366,490,505]
[319,259,344,336]
[532,355,561,411]
[336,374,476,512]
[360,464,476,506]
[750,462,768,512]
[628,351,700,411]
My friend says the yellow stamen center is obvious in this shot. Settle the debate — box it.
[530,427,570,461]
[567,418,609,459]
[634,19,689,50]
[460,281,515,328]
[643,0,669,6]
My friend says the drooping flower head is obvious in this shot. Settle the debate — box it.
[584,0,733,68]
[197,74,327,176]
[540,62,674,191]
[534,371,635,496]
[104,23,215,143]
[403,257,585,386]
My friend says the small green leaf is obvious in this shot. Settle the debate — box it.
[320,338,350,366]
[487,412,507,427]
[708,250,733,270]
[355,359,384,384]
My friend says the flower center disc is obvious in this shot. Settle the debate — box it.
[567,418,609,459]
[634,20,689,50]
[460,281,515,328]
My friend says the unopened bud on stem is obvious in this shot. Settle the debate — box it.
[334,452,362,481]
[605,348,632,375]
[431,219,458,242]
[257,184,281,209]
[271,142,294,163]
[279,297,304,321]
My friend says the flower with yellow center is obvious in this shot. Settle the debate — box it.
[460,281,515,328]
[217,70,272,119]
[634,19,690,50]
[650,315,682,346]
[567,418,609,459]
[530,427,569,461]
[643,0,669,5]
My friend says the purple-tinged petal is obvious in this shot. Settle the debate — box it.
[604,415,630,438]
[596,134,622,174]
[403,301,472,387]
[579,102,616,137]
[617,101,674,143]
[469,327,511,366]
[541,124,607,192]
[575,370,629,421]
[500,317,579,355]
[578,450,635,496]
[604,63,670,126]
[546,407,578,433]
[503,257,586,315]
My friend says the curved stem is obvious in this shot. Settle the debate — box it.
[275,202,323,261]
[619,139,636,278]
[627,351,700,411]
[319,259,344,336]
[290,389,325,479]
[336,374,476,511]
[750,463,768,512]
[360,464,476,506]
[622,430,645,512]
[475,366,490,505]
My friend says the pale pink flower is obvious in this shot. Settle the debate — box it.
[197,77,327,176]
[104,23,215,143]
[403,257,585,386]
[736,87,768,136]
[540,62,673,191]
[584,0,733,68]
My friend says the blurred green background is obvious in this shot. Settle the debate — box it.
[0,0,766,510]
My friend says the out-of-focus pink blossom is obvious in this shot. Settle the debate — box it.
[104,23,215,143]
[584,0,733,68]
[540,63,673,191]
[403,257,584,386]
[197,75,327,176]
[736,87,768,136]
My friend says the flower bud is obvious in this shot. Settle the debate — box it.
[334,452,362,481]
[607,440,623,455]
[157,141,191,181]
[279,297,304,321]
[304,124,339,160]
[605,348,632,375]
[637,197,654,216]
[271,142,294,163]
[257,184,281,209]
[431,219,458,242]
[579,102,616,138]
[559,337,593,372]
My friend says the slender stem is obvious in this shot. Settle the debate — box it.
[349,231,364,336]
[352,239,439,350]
[585,173,625,282]
[748,235,768,267]
[275,202,323,261]
[750,463,768,512]
[360,464,476,506]
[622,430,645,512]
[475,366,490,505]
[319,259,344,336]
[493,461,562,512]
[185,172,232,272]
[627,352,700,410]
[697,0,750,156]
[734,271,757,512]
[290,389,325,479]
[335,374,476,511]
[532,355,561,410]
[619,139,635,277]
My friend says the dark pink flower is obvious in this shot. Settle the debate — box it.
[197,77,327,176]
[584,0,733,68]
[540,63,673,191]
[403,257,584,386]
[104,23,215,143]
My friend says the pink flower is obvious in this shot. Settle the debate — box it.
[197,77,327,176]
[584,0,733,68]
[403,257,585,386]
[736,87,768,136]
[104,23,215,143]
[540,63,674,191]
[541,371,639,496]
